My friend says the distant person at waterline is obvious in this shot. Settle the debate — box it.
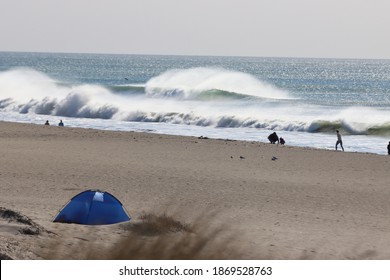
[44,120,50,125]
[335,130,344,151]
[387,141,390,155]
[58,120,64,127]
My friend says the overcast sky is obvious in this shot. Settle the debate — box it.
[1,0,389,59]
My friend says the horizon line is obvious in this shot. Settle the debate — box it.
[0,50,389,61]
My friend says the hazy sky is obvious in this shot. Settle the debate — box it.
[1,0,389,59]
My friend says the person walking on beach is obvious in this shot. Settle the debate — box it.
[387,141,390,155]
[335,130,344,151]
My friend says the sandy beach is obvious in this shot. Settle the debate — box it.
[0,120,389,260]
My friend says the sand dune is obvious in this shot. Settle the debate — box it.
[0,121,389,259]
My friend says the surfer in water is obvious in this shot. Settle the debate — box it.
[335,130,344,151]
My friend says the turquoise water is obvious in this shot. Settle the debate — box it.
[0,52,389,154]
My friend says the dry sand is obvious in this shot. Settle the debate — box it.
[0,120,389,260]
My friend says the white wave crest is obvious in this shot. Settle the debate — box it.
[145,67,290,99]
[0,68,122,118]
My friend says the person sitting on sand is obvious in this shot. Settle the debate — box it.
[58,120,64,127]
[335,130,344,151]
[280,137,285,145]
[268,132,279,144]
[387,141,390,155]
[44,120,50,125]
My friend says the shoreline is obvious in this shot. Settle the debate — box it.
[2,115,389,156]
[1,120,390,259]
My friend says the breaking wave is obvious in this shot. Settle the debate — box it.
[144,67,290,100]
[1,68,390,136]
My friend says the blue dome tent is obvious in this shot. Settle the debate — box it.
[53,190,130,225]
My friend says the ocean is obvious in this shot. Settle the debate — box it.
[0,52,389,154]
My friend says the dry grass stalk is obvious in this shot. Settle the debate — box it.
[42,212,241,260]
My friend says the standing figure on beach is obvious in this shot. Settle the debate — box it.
[280,137,285,145]
[335,130,344,151]
[58,120,64,127]
[44,120,50,125]
[268,132,279,144]
[387,141,390,155]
